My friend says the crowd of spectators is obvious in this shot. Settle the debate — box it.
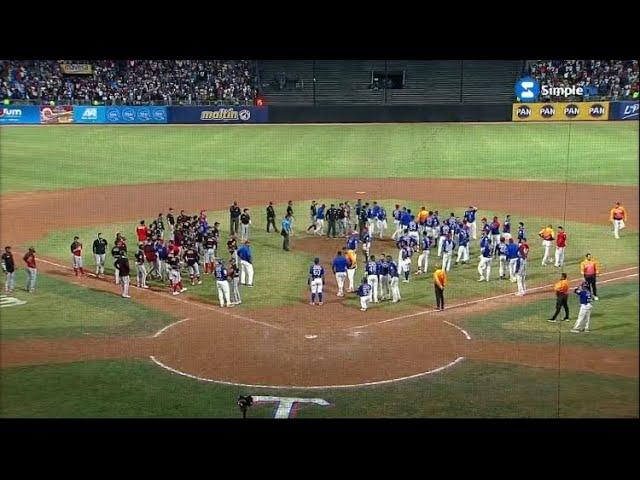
[0,60,259,105]
[527,60,639,101]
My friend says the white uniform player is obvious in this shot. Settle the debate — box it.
[441,235,454,272]
[513,256,526,296]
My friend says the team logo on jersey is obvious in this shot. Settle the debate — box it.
[564,104,580,118]
[515,77,540,103]
[540,104,555,118]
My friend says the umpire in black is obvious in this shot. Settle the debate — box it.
[326,204,339,238]
[266,201,278,233]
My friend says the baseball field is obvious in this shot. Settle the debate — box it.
[1,122,638,418]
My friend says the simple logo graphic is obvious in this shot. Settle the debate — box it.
[540,104,556,118]
[238,109,251,121]
[515,77,540,102]
[589,104,605,118]
[0,295,27,308]
[516,105,532,118]
[200,108,240,121]
[622,103,639,119]
[122,108,135,122]
[152,108,167,121]
[541,84,584,98]
[252,396,331,419]
[81,108,98,120]
[564,104,580,118]
[137,108,151,121]
[106,109,120,122]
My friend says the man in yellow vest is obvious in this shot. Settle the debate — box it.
[580,253,600,300]
[433,263,447,311]
[609,202,627,239]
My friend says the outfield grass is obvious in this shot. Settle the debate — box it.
[1,359,636,417]
[0,273,176,339]
[1,122,638,193]
[463,280,639,350]
[28,199,639,310]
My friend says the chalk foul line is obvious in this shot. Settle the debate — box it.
[151,318,190,338]
[442,320,472,340]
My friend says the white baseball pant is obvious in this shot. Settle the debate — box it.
[94,254,106,274]
[573,303,592,331]
[335,272,347,295]
[417,250,430,273]
[136,263,147,287]
[379,274,390,300]
[499,255,508,278]
[456,245,469,263]
[541,240,552,265]
[442,251,452,272]
[554,247,565,268]
[240,260,254,285]
[390,276,401,302]
[367,274,379,303]
[216,280,231,307]
[613,219,625,239]
[478,257,491,281]
[347,267,357,292]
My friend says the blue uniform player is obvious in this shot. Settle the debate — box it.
[357,277,372,312]
[447,213,458,231]
[361,228,372,262]
[332,250,349,297]
[385,255,402,303]
[517,222,526,242]
[346,231,360,251]
[464,206,478,240]
[308,257,325,306]
[366,255,379,303]
[479,232,491,250]
[400,210,412,230]
[214,260,232,307]
[571,282,593,333]
[417,234,432,274]
[376,206,387,239]
[456,228,470,264]
[392,205,403,240]
[315,204,326,235]
[503,215,512,241]
[441,234,455,272]
[437,223,450,257]
[401,246,413,282]
[377,255,390,301]
[477,243,492,282]
[513,254,526,296]
[407,216,419,244]
[497,238,509,279]
[506,238,520,282]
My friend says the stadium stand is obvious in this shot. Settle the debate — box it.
[527,60,639,101]
[0,60,258,105]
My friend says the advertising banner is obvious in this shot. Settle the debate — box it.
[73,106,106,123]
[61,64,93,75]
[512,102,609,121]
[609,101,639,121]
[169,106,269,124]
[0,105,41,124]
[104,106,168,123]
[40,105,73,124]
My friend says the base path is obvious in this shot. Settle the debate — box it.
[1,178,638,387]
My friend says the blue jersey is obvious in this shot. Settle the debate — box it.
[421,236,432,250]
[447,217,458,229]
[237,245,252,263]
[439,224,450,236]
[332,256,348,273]
[507,242,519,259]
[309,264,324,279]
[396,235,410,249]
[156,245,169,260]
[425,216,435,228]
[214,264,228,281]
[480,236,491,249]
[377,260,389,275]
[481,245,492,258]
[482,223,491,235]
[576,289,592,305]
[400,212,412,226]
[366,261,377,275]
[316,206,325,220]
[355,203,363,216]
[362,232,371,243]
[497,243,508,256]
[432,215,441,227]
[442,238,454,254]
[408,236,418,248]
[402,247,413,260]
[408,221,418,232]
[346,234,359,250]
[378,208,386,220]
[490,221,501,235]
[388,261,399,277]
[358,283,372,297]
[372,205,381,218]
[464,209,477,223]
[281,217,292,233]
[517,227,526,241]
[458,230,469,247]
[393,209,402,221]
[503,219,511,234]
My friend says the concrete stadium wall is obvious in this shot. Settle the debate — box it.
[268,104,513,123]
